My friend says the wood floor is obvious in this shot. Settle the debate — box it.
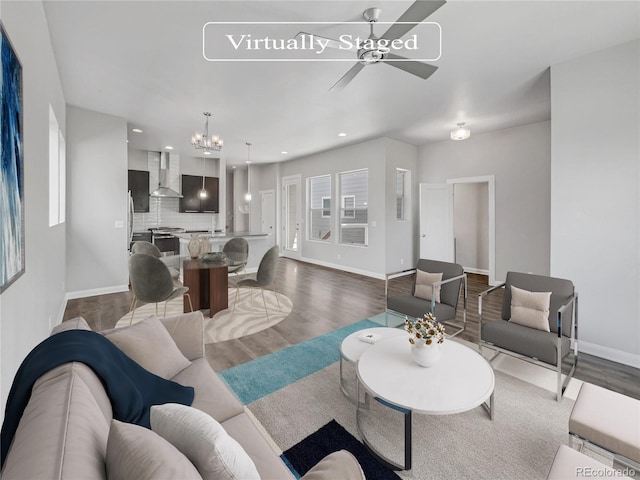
[63,257,640,400]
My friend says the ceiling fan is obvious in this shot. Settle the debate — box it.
[296,0,446,91]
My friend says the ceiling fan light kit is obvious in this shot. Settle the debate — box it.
[451,122,471,141]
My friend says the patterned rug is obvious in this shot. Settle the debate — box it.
[116,288,293,343]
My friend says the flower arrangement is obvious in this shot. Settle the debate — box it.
[404,312,445,346]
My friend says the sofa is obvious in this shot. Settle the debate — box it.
[1,311,364,479]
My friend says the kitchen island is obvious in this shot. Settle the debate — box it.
[175,232,273,273]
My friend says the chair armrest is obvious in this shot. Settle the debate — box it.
[556,292,578,339]
[385,268,416,300]
[479,282,506,298]
[160,311,205,361]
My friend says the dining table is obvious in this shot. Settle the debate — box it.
[161,255,242,317]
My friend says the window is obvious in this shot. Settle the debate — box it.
[339,169,368,246]
[341,195,355,218]
[396,168,409,221]
[49,105,66,226]
[321,197,331,217]
[308,175,332,241]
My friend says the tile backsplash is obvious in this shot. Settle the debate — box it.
[133,197,221,232]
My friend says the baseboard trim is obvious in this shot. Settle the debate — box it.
[296,256,385,280]
[65,284,130,301]
[463,267,489,276]
[579,340,640,369]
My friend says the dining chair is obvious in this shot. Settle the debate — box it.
[222,237,249,279]
[128,253,193,324]
[131,241,180,280]
[232,245,280,321]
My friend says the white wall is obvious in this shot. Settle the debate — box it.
[384,138,418,273]
[418,121,551,282]
[66,107,129,297]
[0,0,67,421]
[550,40,640,367]
[454,182,489,272]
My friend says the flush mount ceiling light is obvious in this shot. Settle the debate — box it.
[191,112,223,152]
[450,122,471,141]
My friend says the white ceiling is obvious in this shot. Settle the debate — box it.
[42,1,640,166]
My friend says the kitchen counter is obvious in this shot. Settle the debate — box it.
[175,232,273,273]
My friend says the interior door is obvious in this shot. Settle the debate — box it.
[282,175,301,259]
[419,183,454,261]
[260,190,276,247]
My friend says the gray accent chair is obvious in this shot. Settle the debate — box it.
[131,240,180,280]
[128,253,193,324]
[478,271,578,401]
[222,237,249,278]
[233,245,280,320]
[386,259,467,336]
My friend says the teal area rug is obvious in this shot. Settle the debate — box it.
[220,318,382,404]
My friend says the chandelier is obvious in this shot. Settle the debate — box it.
[191,112,223,152]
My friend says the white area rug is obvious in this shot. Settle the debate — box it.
[206,288,293,343]
[116,288,293,343]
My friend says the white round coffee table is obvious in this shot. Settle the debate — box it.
[339,327,407,402]
[357,336,495,470]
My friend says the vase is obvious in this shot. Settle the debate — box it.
[410,341,441,367]
[188,234,201,259]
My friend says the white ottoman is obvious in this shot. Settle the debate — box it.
[569,383,640,469]
[547,445,633,479]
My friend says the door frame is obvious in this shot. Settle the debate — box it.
[447,175,496,285]
[260,189,276,246]
[281,174,302,260]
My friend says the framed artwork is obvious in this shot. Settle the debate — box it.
[0,23,24,293]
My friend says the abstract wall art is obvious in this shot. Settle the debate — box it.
[0,24,24,293]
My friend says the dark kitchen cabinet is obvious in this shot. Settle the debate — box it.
[202,176,219,213]
[180,175,219,213]
[128,170,150,212]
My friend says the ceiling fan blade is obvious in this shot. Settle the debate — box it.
[384,53,438,80]
[381,0,446,41]
[294,32,346,50]
[329,63,365,91]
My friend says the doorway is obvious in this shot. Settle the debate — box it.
[282,175,301,259]
[260,189,275,247]
[419,176,495,285]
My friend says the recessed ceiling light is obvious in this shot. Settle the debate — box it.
[204,151,211,155]
[338,132,347,137]
[281,151,288,155]
[165,146,174,150]
[246,161,252,164]
[131,128,143,133]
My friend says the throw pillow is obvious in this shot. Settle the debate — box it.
[102,316,191,379]
[509,285,552,332]
[150,403,260,480]
[106,419,201,480]
[414,270,443,303]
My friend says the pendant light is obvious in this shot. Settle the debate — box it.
[244,142,252,202]
[199,153,207,199]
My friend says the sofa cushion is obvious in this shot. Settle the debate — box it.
[51,316,92,335]
[509,285,551,332]
[300,450,365,480]
[102,316,191,379]
[171,358,244,423]
[414,270,442,303]
[150,404,260,480]
[387,294,457,322]
[106,419,201,480]
[160,311,205,361]
[2,363,110,480]
[221,412,295,480]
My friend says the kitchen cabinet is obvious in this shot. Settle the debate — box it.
[128,170,150,212]
[180,175,219,213]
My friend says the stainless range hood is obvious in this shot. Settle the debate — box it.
[150,152,182,198]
